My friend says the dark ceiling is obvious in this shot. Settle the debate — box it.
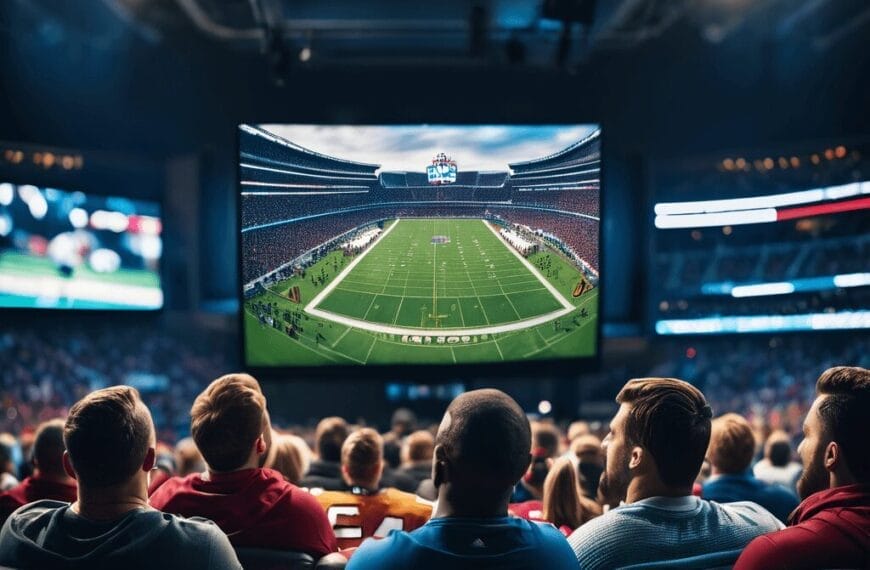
[0,0,867,158]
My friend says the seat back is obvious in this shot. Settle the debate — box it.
[233,548,316,570]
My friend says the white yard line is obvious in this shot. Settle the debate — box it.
[481,220,575,311]
[305,304,573,337]
[330,326,353,348]
[304,218,577,337]
[305,219,401,314]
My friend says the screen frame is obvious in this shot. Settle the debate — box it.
[0,176,165,314]
[236,120,604,381]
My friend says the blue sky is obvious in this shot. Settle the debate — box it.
[258,124,599,172]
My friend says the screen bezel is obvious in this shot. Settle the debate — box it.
[236,121,604,381]
[0,176,165,314]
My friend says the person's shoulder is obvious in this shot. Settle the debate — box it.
[158,512,242,569]
[348,530,415,570]
[710,500,784,530]
[3,499,67,525]
[382,488,433,515]
[733,526,806,570]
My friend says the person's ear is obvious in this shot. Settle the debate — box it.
[432,445,448,488]
[824,441,840,473]
[142,447,156,472]
[340,463,353,486]
[629,446,644,470]
[62,451,77,481]
[256,434,267,456]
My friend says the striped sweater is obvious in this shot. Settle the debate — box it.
[567,495,784,569]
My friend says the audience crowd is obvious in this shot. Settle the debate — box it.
[0,358,867,568]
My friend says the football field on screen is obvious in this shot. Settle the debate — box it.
[244,218,598,366]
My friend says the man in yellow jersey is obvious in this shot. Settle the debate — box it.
[310,428,432,550]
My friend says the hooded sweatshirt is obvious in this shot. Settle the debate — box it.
[734,483,870,570]
[0,474,77,525]
[0,500,241,570]
[149,467,337,556]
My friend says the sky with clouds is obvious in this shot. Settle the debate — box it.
[257,124,599,172]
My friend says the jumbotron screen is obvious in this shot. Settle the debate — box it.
[239,124,600,368]
[0,182,163,310]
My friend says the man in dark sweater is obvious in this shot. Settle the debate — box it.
[735,366,870,570]
[0,386,240,570]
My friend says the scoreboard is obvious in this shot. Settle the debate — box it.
[427,152,457,185]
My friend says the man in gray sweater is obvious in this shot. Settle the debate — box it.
[0,385,241,570]
[568,377,783,569]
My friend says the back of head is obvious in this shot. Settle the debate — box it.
[568,421,590,442]
[64,386,153,488]
[190,374,266,472]
[342,428,383,487]
[315,416,349,463]
[174,437,205,477]
[403,430,434,464]
[532,422,560,458]
[436,389,531,499]
[616,377,712,489]
[815,366,870,483]
[708,413,756,475]
[764,431,792,467]
[33,419,67,478]
[542,457,587,530]
[267,434,311,484]
[391,408,417,437]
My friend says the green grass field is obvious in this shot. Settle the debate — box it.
[244,218,597,366]
[0,251,162,309]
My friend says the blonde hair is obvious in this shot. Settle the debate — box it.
[266,434,311,484]
[708,413,756,474]
[542,457,601,530]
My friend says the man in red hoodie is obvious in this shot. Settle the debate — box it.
[735,366,870,570]
[0,419,77,524]
[149,373,337,557]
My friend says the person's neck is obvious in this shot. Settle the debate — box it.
[74,481,149,522]
[34,469,76,485]
[207,455,260,478]
[625,476,692,504]
[830,470,857,490]
[432,486,509,519]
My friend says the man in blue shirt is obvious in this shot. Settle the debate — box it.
[349,389,578,570]
[703,413,799,522]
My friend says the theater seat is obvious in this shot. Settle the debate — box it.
[233,548,316,570]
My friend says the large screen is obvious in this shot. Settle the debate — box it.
[0,182,163,310]
[239,124,601,369]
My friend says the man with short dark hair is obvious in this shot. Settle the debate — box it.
[0,386,241,569]
[311,428,431,550]
[348,389,577,569]
[150,373,337,557]
[301,416,350,490]
[735,366,870,570]
[568,378,783,569]
[0,419,77,525]
[703,413,798,522]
